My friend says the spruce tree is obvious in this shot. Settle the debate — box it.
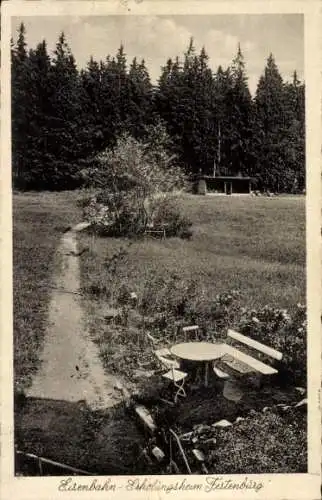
[188,46,216,175]
[155,56,186,167]
[26,40,52,188]
[253,54,288,192]
[98,48,127,147]
[11,23,30,188]
[46,32,84,188]
[126,57,154,138]
[155,39,217,175]
[282,71,305,192]
[227,45,254,176]
[213,66,233,175]
[80,56,105,155]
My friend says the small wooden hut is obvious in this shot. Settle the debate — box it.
[196,175,252,195]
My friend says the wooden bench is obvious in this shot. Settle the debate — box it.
[213,329,283,387]
[144,224,166,239]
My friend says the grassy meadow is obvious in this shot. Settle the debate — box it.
[80,194,306,311]
[13,191,306,474]
[13,192,81,391]
[13,192,305,391]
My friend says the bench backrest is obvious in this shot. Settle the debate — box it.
[183,325,199,333]
[218,329,283,376]
[227,329,283,361]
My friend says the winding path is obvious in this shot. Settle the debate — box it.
[26,223,123,411]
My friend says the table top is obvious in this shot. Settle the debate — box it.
[170,342,225,362]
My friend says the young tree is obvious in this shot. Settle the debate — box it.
[82,126,186,236]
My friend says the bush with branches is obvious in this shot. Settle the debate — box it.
[81,125,190,237]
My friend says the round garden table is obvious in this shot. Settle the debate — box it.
[170,342,225,387]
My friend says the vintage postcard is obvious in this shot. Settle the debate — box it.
[1,1,321,499]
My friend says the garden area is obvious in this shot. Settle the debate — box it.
[76,189,307,474]
[10,21,309,477]
[13,187,307,475]
[13,129,307,475]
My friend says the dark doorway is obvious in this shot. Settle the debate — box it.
[225,182,232,195]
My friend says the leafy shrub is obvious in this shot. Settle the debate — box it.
[237,303,307,386]
[138,273,242,342]
[80,129,188,238]
[205,408,307,473]
[152,197,193,239]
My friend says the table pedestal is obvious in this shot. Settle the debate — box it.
[204,362,210,387]
[180,359,211,388]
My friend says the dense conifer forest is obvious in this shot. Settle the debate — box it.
[11,23,305,192]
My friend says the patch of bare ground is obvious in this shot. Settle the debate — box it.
[25,229,123,409]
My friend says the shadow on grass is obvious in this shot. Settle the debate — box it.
[133,373,305,430]
[14,377,306,476]
[14,394,149,476]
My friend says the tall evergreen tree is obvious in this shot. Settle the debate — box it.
[282,71,305,191]
[97,46,129,147]
[155,56,186,165]
[213,65,233,175]
[253,54,288,191]
[46,32,84,188]
[155,39,217,175]
[227,45,254,176]
[25,40,53,188]
[185,45,216,174]
[126,57,154,138]
[11,23,30,188]
[80,56,105,155]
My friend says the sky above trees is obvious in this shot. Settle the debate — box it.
[12,14,304,95]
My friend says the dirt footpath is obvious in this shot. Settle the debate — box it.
[26,225,123,411]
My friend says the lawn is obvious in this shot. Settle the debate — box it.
[79,194,305,311]
[12,191,306,475]
[13,191,81,391]
[78,193,306,390]
[13,192,305,392]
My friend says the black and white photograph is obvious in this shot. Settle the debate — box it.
[1,1,321,499]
